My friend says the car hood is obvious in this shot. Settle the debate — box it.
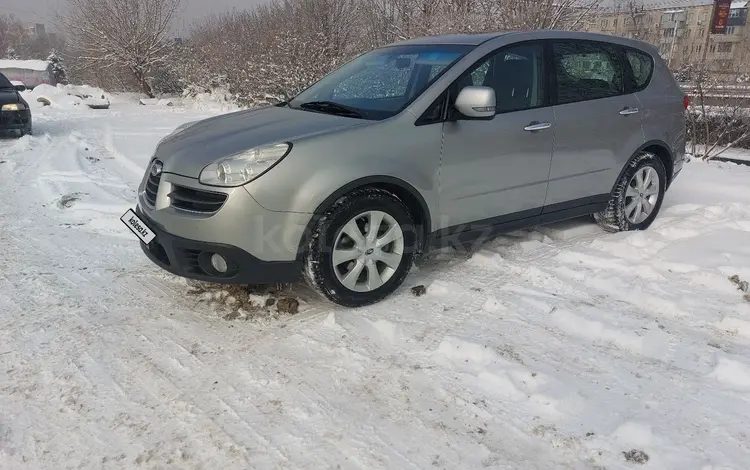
[0,90,20,105]
[155,105,365,178]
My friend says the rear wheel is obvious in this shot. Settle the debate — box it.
[304,188,418,307]
[594,152,667,232]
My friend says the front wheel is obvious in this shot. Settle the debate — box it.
[304,188,418,307]
[594,152,667,232]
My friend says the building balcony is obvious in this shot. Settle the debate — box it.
[708,51,735,60]
[661,19,687,29]
[711,33,744,42]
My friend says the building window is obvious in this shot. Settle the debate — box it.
[683,45,689,55]
[613,18,618,28]
[664,28,675,37]
[601,19,607,28]
[725,26,737,35]
[718,42,733,53]
[710,44,717,52]
[699,28,705,36]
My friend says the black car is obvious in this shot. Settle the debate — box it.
[0,72,32,137]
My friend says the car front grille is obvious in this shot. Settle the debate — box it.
[168,185,228,213]
[144,165,161,207]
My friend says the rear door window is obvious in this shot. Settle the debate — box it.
[552,40,624,104]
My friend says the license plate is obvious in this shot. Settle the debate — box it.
[120,209,156,244]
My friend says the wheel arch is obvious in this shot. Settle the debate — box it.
[296,176,432,260]
[611,140,674,194]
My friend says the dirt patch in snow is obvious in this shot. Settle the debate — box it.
[187,283,302,321]
[623,449,650,464]
[729,274,749,292]
[411,285,427,297]
[57,193,84,209]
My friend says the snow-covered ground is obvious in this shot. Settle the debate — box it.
[1,96,750,470]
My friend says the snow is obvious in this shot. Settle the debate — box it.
[20,84,114,110]
[0,59,50,72]
[1,96,750,469]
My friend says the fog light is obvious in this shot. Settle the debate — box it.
[210,253,228,273]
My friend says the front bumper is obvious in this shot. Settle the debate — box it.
[137,170,312,262]
[137,207,302,284]
[0,109,31,130]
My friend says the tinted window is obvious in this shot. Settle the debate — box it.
[290,45,472,120]
[0,73,13,89]
[459,43,545,113]
[625,49,653,91]
[553,41,624,104]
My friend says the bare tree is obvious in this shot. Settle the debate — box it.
[58,0,181,97]
[173,0,602,106]
[623,0,657,42]
[476,0,601,31]
[682,61,750,161]
[0,14,28,57]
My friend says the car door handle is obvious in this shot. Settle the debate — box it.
[619,107,640,116]
[523,122,552,132]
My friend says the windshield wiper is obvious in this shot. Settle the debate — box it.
[299,101,363,119]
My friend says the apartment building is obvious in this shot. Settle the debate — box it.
[587,0,750,76]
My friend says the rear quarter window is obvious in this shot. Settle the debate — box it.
[625,49,654,92]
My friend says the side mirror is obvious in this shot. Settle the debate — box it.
[14,85,26,92]
[454,86,496,119]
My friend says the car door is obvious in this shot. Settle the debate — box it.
[544,39,645,210]
[438,41,554,231]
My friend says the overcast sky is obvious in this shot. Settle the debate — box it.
[2,0,267,33]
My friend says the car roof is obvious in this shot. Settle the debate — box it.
[390,32,510,46]
[387,30,657,55]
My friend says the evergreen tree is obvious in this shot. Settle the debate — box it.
[47,49,68,85]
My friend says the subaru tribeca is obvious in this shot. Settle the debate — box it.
[125,31,687,307]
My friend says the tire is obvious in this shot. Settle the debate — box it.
[594,151,667,233]
[303,187,418,307]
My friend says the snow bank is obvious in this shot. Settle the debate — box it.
[21,84,112,110]
[0,59,49,71]
[177,87,241,113]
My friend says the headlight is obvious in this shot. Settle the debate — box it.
[199,143,291,187]
[1,103,25,111]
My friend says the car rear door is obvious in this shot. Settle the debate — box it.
[544,39,645,211]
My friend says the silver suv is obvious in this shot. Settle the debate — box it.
[129,31,687,307]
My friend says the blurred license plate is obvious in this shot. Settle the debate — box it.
[120,209,156,244]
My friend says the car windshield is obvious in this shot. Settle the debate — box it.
[0,73,14,90]
[289,44,473,120]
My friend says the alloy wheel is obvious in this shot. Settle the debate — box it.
[625,166,660,224]
[332,211,405,292]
